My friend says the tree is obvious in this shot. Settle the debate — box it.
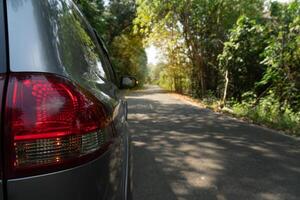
[135,0,265,97]
[74,0,106,35]
[260,0,300,112]
[111,34,148,85]
[218,16,267,103]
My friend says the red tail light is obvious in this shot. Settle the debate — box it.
[4,73,113,178]
[0,74,5,178]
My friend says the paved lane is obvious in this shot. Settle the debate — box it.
[127,86,300,200]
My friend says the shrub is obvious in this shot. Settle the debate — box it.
[232,92,300,136]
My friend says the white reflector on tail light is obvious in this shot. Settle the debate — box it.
[4,73,113,178]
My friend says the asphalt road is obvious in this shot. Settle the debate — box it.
[126,86,300,200]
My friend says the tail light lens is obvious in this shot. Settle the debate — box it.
[4,73,113,178]
[0,75,5,178]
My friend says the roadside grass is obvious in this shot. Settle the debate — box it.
[167,89,300,137]
[231,101,300,136]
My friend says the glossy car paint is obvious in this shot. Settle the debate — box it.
[0,0,6,73]
[0,75,4,200]
[3,0,130,199]
[0,0,7,199]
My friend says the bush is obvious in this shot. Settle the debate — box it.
[232,93,300,136]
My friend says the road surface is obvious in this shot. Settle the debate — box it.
[126,86,300,200]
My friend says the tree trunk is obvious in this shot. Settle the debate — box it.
[180,1,206,97]
[200,70,205,98]
[222,70,229,107]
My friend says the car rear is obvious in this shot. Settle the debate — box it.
[0,0,130,199]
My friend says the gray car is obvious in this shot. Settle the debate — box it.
[0,0,133,199]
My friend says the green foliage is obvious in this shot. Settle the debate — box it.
[217,1,300,134]
[260,0,300,112]
[105,0,136,43]
[75,0,148,85]
[218,16,267,100]
[136,0,299,135]
[111,34,148,85]
[232,92,300,135]
[149,63,165,84]
[74,0,106,35]
[135,0,265,97]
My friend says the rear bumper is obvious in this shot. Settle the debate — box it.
[6,140,130,200]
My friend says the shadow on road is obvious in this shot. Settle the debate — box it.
[127,87,300,200]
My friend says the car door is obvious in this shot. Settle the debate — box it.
[95,36,130,199]
[0,0,6,199]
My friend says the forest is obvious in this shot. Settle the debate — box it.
[75,0,299,135]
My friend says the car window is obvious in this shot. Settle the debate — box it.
[0,0,6,73]
[103,55,118,85]
[7,0,109,83]
[92,31,117,84]
[97,40,118,85]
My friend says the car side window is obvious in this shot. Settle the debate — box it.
[7,0,110,85]
[101,49,118,85]
[58,3,110,83]
[94,33,118,85]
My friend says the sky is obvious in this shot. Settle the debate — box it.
[145,0,291,65]
[146,46,161,65]
[104,0,109,6]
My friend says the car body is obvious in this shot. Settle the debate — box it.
[0,0,132,199]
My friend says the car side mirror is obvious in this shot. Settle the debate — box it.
[120,76,138,89]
